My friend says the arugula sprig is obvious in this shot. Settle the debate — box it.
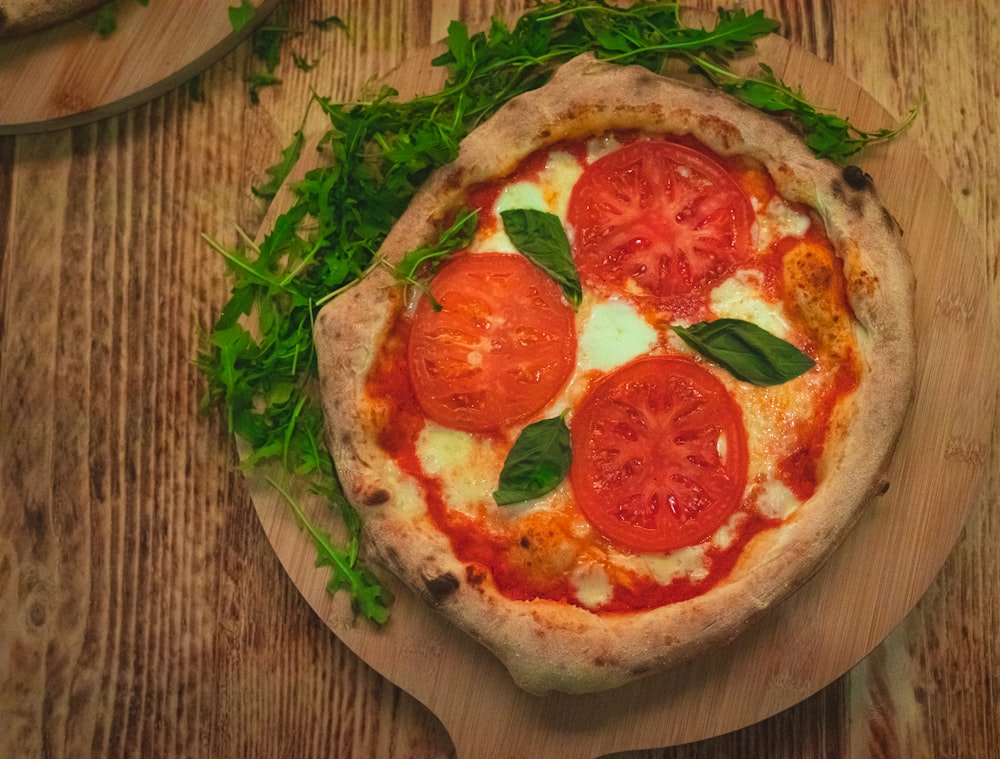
[269,475,392,623]
[392,208,479,308]
[200,1,909,624]
[687,59,917,163]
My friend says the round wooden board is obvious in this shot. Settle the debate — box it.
[0,0,280,134]
[245,24,996,759]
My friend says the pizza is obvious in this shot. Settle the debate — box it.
[314,54,916,695]
[0,0,104,38]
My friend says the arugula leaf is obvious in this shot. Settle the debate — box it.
[293,53,319,72]
[393,208,479,299]
[688,60,917,163]
[253,129,305,200]
[269,476,391,624]
[312,15,347,32]
[94,5,117,37]
[500,209,582,308]
[672,319,815,385]
[494,415,572,506]
[228,1,256,32]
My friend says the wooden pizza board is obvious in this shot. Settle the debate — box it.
[0,0,280,134]
[243,22,996,759]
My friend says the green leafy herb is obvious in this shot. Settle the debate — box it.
[500,209,582,308]
[312,15,347,32]
[228,0,256,32]
[293,53,319,72]
[252,128,305,200]
[245,72,282,105]
[269,475,391,624]
[687,60,917,163]
[94,5,117,37]
[672,319,815,385]
[393,209,479,303]
[494,415,572,506]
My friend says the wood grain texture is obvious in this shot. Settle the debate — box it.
[0,1,996,757]
[0,0,281,134]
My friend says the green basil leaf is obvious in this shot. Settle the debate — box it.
[500,209,582,308]
[493,415,572,506]
[672,318,815,385]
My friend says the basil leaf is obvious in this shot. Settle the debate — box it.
[672,318,815,385]
[493,415,572,506]
[500,209,582,308]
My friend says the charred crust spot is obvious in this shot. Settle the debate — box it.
[830,177,847,201]
[440,167,468,193]
[843,164,873,190]
[877,479,891,495]
[520,535,531,548]
[424,572,460,604]
[362,488,390,506]
[465,565,486,586]
[694,113,742,151]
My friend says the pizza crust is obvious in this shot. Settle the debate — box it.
[314,54,916,695]
[0,0,105,38]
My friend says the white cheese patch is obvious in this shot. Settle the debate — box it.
[416,423,499,514]
[756,195,812,250]
[756,479,802,521]
[711,511,748,550]
[572,563,613,608]
[501,150,583,221]
[731,381,803,481]
[638,545,710,585]
[578,298,658,373]
[586,133,622,163]
[709,270,789,339]
[372,459,426,518]
[471,151,583,254]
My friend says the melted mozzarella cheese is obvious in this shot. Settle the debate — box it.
[571,563,613,608]
[755,195,812,250]
[471,150,583,253]
[756,479,800,520]
[578,298,658,373]
[637,545,710,585]
[709,270,789,338]
[416,424,498,514]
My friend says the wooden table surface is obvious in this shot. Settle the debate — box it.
[1,1,996,757]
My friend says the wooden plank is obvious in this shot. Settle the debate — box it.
[0,0,280,133]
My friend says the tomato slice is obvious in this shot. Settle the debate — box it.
[567,140,755,301]
[407,252,576,433]
[569,355,748,552]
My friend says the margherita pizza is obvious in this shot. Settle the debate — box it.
[314,54,916,695]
